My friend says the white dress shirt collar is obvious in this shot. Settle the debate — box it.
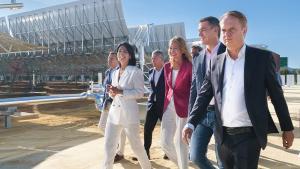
[205,41,221,58]
[225,44,246,61]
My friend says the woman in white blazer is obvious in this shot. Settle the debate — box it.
[102,42,151,169]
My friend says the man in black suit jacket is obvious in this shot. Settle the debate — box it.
[144,50,165,159]
[183,11,294,169]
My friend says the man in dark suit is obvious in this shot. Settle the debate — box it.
[188,16,226,169]
[183,11,294,169]
[144,50,165,159]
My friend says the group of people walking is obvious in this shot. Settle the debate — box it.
[98,10,294,169]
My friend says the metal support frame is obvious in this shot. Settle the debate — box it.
[0,0,129,79]
[5,0,128,55]
[0,107,17,128]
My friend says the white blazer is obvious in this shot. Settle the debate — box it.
[107,66,144,126]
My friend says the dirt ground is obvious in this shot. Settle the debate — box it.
[0,100,101,168]
[0,86,300,169]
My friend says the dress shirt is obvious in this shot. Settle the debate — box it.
[154,68,163,86]
[172,69,179,87]
[221,44,252,127]
[205,42,221,106]
[153,67,163,101]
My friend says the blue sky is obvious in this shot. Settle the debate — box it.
[1,0,300,68]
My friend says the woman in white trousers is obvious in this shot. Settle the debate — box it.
[99,101,126,161]
[161,36,192,169]
[98,52,125,161]
[101,42,151,169]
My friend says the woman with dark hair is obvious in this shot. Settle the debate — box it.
[102,42,151,169]
[161,36,192,169]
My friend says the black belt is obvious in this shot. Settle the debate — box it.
[224,126,253,135]
[207,105,215,112]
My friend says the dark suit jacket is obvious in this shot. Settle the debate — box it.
[188,45,294,149]
[189,43,226,112]
[147,68,165,114]
[164,60,192,118]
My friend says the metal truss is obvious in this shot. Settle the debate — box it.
[128,22,186,82]
[0,0,129,81]
[129,22,186,61]
[0,17,9,34]
[7,0,128,55]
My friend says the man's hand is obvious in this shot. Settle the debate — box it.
[182,127,193,145]
[282,130,294,149]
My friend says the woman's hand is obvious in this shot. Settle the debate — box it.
[108,85,123,97]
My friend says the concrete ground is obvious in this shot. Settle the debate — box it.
[0,86,299,169]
